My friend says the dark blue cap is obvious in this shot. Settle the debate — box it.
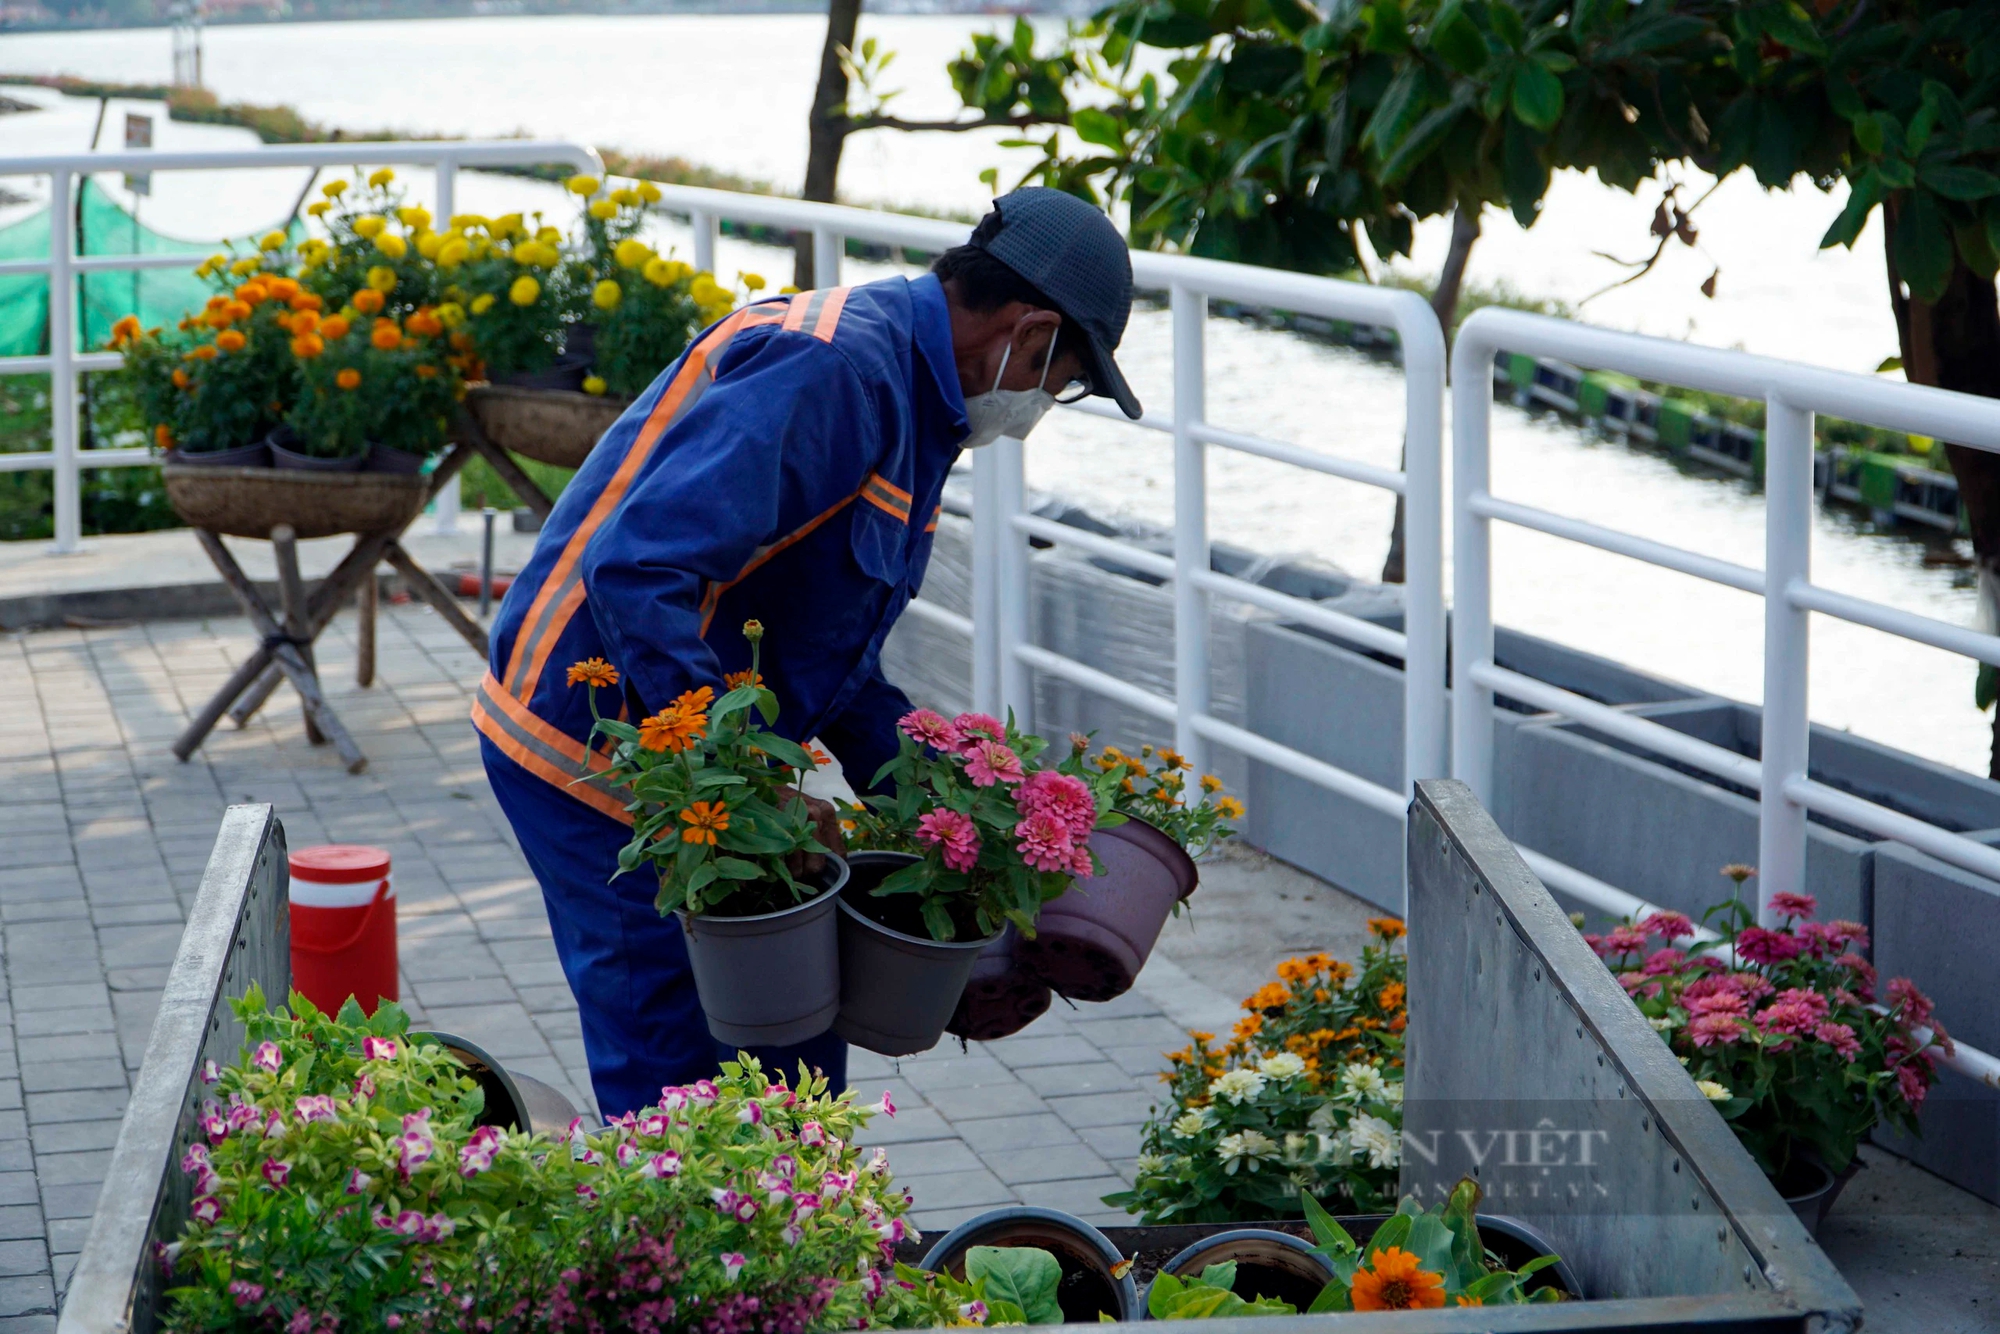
[971,188,1141,419]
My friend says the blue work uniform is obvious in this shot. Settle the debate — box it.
[474,275,968,1118]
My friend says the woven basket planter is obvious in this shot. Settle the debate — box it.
[162,465,429,540]
[464,385,630,469]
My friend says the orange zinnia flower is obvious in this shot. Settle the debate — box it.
[1243,983,1288,1012]
[675,686,716,713]
[723,669,763,689]
[1367,916,1407,941]
[1232,1014,1262,1041]
[154,423,173,449]
[1454,1295,1484,1307]
[679,800,729,846]
[1378,981,1406,1011]
[639,703,707,754]
[567,658,619,689]
[1349,1248,1445,1311]
[807,744,832,767]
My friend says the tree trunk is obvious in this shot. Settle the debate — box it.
[1883,197,2000,776]
[1382,204,1482,584]
[794,0,863,290]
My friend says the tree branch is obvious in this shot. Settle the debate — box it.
[844,111,1069,134]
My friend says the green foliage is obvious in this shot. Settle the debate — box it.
[1304,1179,1564,1310]
[1081,740,1241,859]
[1148,1262,1294,1319]
[967,1245,1064,1325]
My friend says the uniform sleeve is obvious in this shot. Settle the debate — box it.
[578,328,877,714]
[816,665,915,794]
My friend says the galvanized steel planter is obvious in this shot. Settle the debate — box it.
[1403,779,1862,1330]
[59,805,290,1334]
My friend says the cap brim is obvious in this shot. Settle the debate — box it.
[1082,330,1143,420]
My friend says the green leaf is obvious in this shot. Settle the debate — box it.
[1760,1,1826,56]
[712,856,763,880]
[1301,1192,1355,1254]
[1072,107,1125,149]
[1405,1214,1457,1283]
[1368,1213,1413,1256]
[367,999,409,1037]
[1381,97,1467,184]
[1819,171,1880,250]
[1956,215,2000,281]
[594,718,641,743]
[967,1247,1063,1326]
[1307,1280,1350,1313]
[921,897,957,942]
[1511,60,1563,132]
[1503,118,1549,228]
[748,732,817,771]
[985,1300,1028,1325]
[1425,1,1487,75]
[336,996,368,1028]
[1894,190,1953,303]
[1517,1254,1563,1279]
[1146,1271,1185,1319]
[1920,165,2000,202]
[1197,1262,1238,1293]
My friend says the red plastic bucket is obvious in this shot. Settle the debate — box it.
[289,845,398,1017]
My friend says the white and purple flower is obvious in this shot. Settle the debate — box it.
[293,1095,337,1125]
[251,1041,283,1074]
[261,1158,291,1189]
[721,1253,747,1281]
[797,1121,826,1148]
[190,1195,222,1225]
[640,1151,681,1180]
[361,1036,398,1062]
[458,1126,502,1178]
[346,1168,371,1195]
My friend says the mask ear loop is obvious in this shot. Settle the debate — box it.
[1036,317,1059,394]
[989,342,1013,395]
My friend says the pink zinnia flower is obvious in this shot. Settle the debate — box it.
[294,1095,337,1124]
[641,1151,682,1179]
[1687,1014,1745,1047]
[1642,948,1686,977]
[1773,987,1829,1022]
[1016,770,1096,832]
[915,808,980,871]
[1896,1063,1929,1109]
[1639,911,1696,941]
[459,1125,501,1177]
[251,1041,283,1074]
[1685,990,1748,1017]
[1068,840,1095,879]
[964,739,1025,787]
[1755,1000,1820,1037]
[1887,977,1935,1028]
[951,713,1006,749]
[1015,810,1078,873]
[191,1195,223,1225]
[1825,920,1869,949]
[1767,891,1817,921]
[1814,1021,1861,1060]
[1602,925,1648,956]
[1735,927,1803,965]
[362,1036,399,1062]
[898,709,963,751]
[261,1158,291,1189]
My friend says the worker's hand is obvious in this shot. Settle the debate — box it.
[782,787,847,882]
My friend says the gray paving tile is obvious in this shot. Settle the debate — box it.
[37,1183,102,1221]
[1014,1062,1144,1099]
[851,1107,955,1146]
[1077,1123,1145,1159]
[976,1141,1115,1186]
[0,1181,29,1212]
[1066,1016,1189,1050]
[893,1168,1015,1211]
[0,1242,45,1280]
[0,1212,38,1244]
[23,1091,127,1126]
[923,1082,1050,1123]
[18,1061,126,1095]
[0,1273,53,1318]
[981,1035,1107,1069]
[898,1055,1013,1092]
[953,1114,1084,1154]
[25,1122,120,1157]
[879,1138,984,1177]
[29,1152,108,1187]
[1012,1176,1133,1221]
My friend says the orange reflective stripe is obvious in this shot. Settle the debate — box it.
[926,505,941,533]
[697,484,869,636]
[471,673,633,824]
[782,291,813,333]
[811,288,848,342]
[501,306,785,701]
[861,472,911,522]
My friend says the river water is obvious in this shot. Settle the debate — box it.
[3,16,1990,779]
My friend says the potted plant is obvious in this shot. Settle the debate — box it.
[1151,1232,1331,1315]
[1108,923,1408,1223]
[918,1206,1140,1323]
[1018,742,1243,1002]
[283,288,456,474]
[576,623,847,1047]
[1299,1182,1573,1311]
[1591,870,1951,1234]
[160,986,921,1332]
[836,711,1108,1055]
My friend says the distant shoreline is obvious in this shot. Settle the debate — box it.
[2,0,1091,36]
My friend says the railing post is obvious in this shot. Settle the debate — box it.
[690,208,717,276]
[971,447,1001,717]
[427,155,462,535]
[1758,397,1816,921]
[994,433,1033,730]
[49,168,80,555]
[1449,332,1497,803]
[813,228,841,289]
[1398,304,1449,805]
[1171,284,1209,775]
[433,154,455,232]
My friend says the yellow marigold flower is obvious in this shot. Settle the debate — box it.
[493,212,523,237]
[587,199,617,221]
[568,658,620,688]
[450,213,488,231]
[637,181,661,203]
[592,279,622,311]
[1367,916,1406,941]
[1216,796,1245,820]
[305,200,331,218]
[438,238,470,268]
[397,205,431,230]
[689,274,724,305]
[1200,773,1224,794]
[679,800,729,846]
[566,174,600,196]
[322,179,348,198]
[471,293,497,316]
[416,232,443,260]
[258,230,288,252]
[610,187,639,207]
[509,275,540,307]
[740,272,766,291]
[374,232,408,260]
[353,215,386,239]
[229,257,261,277]
[371,324,402,351]
[367,167,395,188]
[614,238,653,270]
[582,375,607,396]
[336,367,361,390]
[291,333,324,359]
[780,285,801,294]
[436,302,465,328]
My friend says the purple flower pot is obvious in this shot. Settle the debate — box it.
[1018,818,1197,1003]
[945,926,1052,1042]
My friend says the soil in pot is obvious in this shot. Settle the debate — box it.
[945,926,1052,1041]
[1019,818,1198,1002]
[677,856,848,1049]
[921,1208,1138,1323]
[834,853,997,1057]
[1155,1230,1332,1312]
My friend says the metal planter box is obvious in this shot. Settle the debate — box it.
[60,805,291,1334]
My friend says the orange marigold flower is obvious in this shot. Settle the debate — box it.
[320,315,351,341]
[1378,981,1406,1011]
[110,314,143,345]
[192,344,218,361]
[406,308,444,337]
[154,423,173,449]
[225,300,252,322]
[723,669,763,690]
[1243,983,1288,1012]
[371,324,402,351]
[291,309,320,336]
[214,329,246,353]
[335,367,361,390]
[1368,916,1407,941]
[567,658,619,689]
[415,363,438,379]
[171,368,191,390]
[1232,1015,1263,1042]
[449,329,475,352]
[1350,1248,1445,1312]
[679,800,729,846]
[291,333,325,359]
[288,290,323,312]
[205,307,234,328]
[352,288,385,315]
[235,281,268,305]
[265,277,300,300]
[1312,987,1330,1003]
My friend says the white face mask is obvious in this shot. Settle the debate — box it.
[960,336,1056,450]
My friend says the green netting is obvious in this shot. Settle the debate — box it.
[0,181,303,357]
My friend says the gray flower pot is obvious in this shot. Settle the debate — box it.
[1019,817,1198,1002]
[675,855,848,1048]
[920,1205,1139,1324]
[833,852,999,1057]
[1151,1228,1333,1316]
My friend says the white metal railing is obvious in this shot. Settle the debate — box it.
[1452,306,2000,1089]
[638,181,1450,911]
[0,140,603,551]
